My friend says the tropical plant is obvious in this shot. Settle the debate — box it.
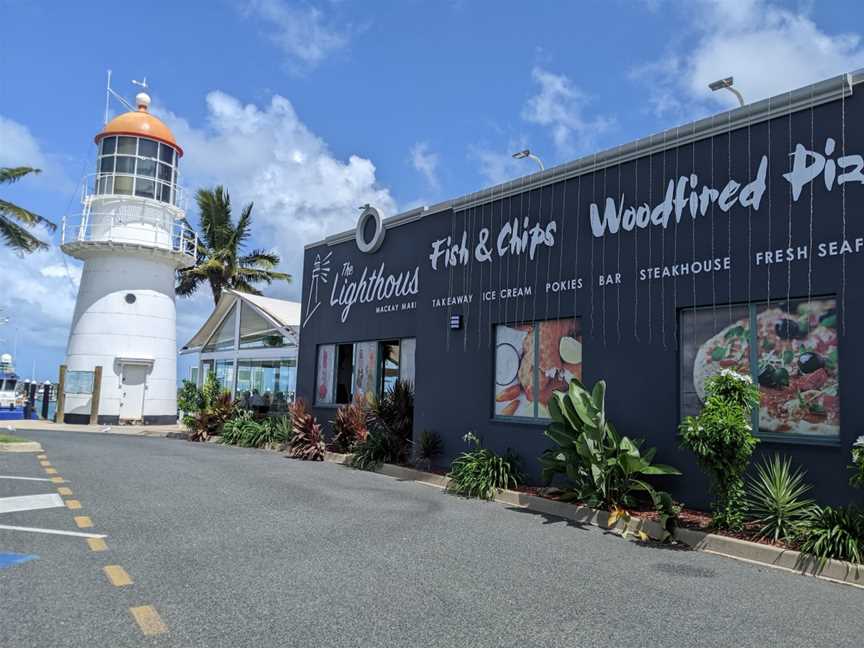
[540,378,681,524]
[330,396,368,453]
[415,430,443,470]
[177,379,204,415]
[176,186,291,305]
[221,409,255,445]
[286,400,324,461]
[1,167,56,253]
[798,505,864,567]
[446,432,523,501]
[182,372,235,442]
[221,413,293,449]
[679,369,760,530]
[850,436,864,489]
[368,380,414,458]
[349,426,405,471]
[746,454,815,542]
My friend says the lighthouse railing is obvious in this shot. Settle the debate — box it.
[61,211,197,260]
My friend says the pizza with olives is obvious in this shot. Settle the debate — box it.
[693,299,839,437]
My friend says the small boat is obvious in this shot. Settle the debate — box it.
[0,353,37,421]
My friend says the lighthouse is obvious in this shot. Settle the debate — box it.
[60,90,196,424]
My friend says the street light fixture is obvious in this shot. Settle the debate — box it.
[512,149,545,171]
[708,76,745,108]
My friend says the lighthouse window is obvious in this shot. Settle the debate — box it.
[101,136,116,155]
[158,163,172,182]
[137,158,156,178]
[125,293,137,304]
[114,176,133,195]
[116,156,135,174]
[117,136,137,155]
[100,156,114,173]
[159,144,175,165]
[135,178,156,199]
[159,183,172,203]
[138,139,158,159]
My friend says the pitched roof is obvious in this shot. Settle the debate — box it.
[180,290,300,352]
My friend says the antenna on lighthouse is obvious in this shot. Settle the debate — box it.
[132,77,148,90]
[103,70,138,124]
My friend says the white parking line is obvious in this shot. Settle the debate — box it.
[0,524,106,539]
[0,475,54,482]
[0,493,65,514]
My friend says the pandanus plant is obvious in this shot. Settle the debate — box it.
[540,378,681,538]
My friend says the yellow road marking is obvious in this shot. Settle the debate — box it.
[87,537,107,552]
[50,477,64,483]
[44,468,57,475]
[40,460,51,467]
[104,565,133,587]
[129,605,168,636]
[57,487,73,496]
[74,516,92,528]
[37,454,47,459]
[65,499,82,510]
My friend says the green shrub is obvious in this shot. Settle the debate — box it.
[367,380,414,463]
[540,379,680,519]
[679,369,760,530]
[221,409,255,445]
[746,454,815,542]
[415,430,443,469]
[850,436,864,489]
[798,505,864,567]
[349,425,404,471]
[286,400,324,461]
[177,379,204,414]
[446,432,523,500]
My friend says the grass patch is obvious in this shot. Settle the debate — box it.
[0,433,30,443]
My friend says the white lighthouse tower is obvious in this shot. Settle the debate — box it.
[60,88,196,424]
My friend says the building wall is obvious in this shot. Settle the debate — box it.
[298,86,864,508]
[65,253,178,422]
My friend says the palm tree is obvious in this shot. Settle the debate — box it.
[0,167,56,253]
[177,186,291,305]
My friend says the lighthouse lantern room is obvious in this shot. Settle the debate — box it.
[60,87,196,424]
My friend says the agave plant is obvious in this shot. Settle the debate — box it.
[286,400,324,461]
[746,454,815,542]
[540,378,680,530]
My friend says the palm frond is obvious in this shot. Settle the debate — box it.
[0,199,57,231]
[239,249,280,268]
[0,167,41,185]
[0,215,48,253]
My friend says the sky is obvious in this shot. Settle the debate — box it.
[2,0,864,381]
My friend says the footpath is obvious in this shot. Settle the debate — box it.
[3,419,185,438]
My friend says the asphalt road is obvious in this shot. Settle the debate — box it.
[1,429,862,648]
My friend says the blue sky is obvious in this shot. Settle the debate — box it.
[3,0,864,380]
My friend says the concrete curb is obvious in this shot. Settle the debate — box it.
[0,441,43,453]
[323,452,863,588]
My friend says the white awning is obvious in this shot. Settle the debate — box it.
[180,290,300,353]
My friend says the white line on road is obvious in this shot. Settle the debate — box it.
[0,524,106,539]
[0,493,65,514]
[0,475,54,482]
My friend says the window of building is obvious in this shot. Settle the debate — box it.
[95,136,180,206]
[203,305,237,352]
[214,359,234,391]
[493,318,582,420]
[315,338,416,406]
[679,297,839,440]
[235,359,296,414]
[238,302,290,349]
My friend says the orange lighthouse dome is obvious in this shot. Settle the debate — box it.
[94,92,183,156]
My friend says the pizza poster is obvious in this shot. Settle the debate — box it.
[680,298,839,437]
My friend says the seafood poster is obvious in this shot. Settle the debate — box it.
[494,318,582,419]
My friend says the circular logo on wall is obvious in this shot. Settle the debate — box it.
[355,205,385,254]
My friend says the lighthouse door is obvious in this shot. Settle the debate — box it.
[119,364,147,422]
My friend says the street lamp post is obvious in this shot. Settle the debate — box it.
[512,149,545,171]
[708,77,745,107]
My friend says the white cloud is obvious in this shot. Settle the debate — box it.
[0,115,74,194]
[158,90,396,307]
[522,66,614,158]
[410,142,440,191]
[633,0,864,117]
[240,0,348,71]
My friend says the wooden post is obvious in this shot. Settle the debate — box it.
[55,365,67,423]
[89,365,103,425]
